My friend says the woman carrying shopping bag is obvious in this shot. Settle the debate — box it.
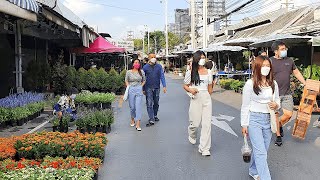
[183,50,213,156]
[125,59,146,131]
[241,56,280,180]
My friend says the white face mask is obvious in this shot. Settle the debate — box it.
[261,67,271,76]
[198,58,206,66]
[150,58,157,64]
[70,94,76,100]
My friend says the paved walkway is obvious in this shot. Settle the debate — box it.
[98,76,320,180]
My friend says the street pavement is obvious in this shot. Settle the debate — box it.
[98,75,320,180]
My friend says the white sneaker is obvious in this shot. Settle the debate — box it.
[313,121,320,128]
[198,149,211,156]
[130,122,135,127]
[188,136,196,145]
[249,173,260,180]
[136,127,141,131]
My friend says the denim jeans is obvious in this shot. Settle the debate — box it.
[128,85,143,121]
[145,88,160,120]
[248,112,272,180]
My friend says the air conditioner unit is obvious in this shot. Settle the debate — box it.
[225,30,234,36]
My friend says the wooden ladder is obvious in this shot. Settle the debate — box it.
[292,79,320,139]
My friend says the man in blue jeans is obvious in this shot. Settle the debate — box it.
[143,54,167,126]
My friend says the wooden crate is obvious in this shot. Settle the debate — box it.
[292,79,320,139]
[292,112,311,139]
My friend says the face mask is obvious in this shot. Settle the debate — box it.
[279,50,287,58]
[198,58,206,66]
[133,64,140,69]
[261,67,271,76]
[150,58,157,64]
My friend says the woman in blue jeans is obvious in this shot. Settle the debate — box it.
[241,56,280,180]
[125,59,146,131]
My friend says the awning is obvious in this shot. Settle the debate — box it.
[0,0,37,21]
[71,36,126,54]
[8,0,39,13]
[249,34,312,47]
[202,45,246,52]
[223,37,258,47]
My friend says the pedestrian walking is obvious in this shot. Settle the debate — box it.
[270,41,306,146]
[183,50,213,156]
[125,59,146,131]
[143,54,167,126]
[241,55,280,180]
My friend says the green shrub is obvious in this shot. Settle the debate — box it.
[76,68,87,90]
[108,68,120,92]
[219,79,235,90]
[86,69,97,90]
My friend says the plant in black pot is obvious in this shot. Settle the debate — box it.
[95,111,105,132]
[52,118,60,132]
[87,113,98,133]
[76,118,87,134]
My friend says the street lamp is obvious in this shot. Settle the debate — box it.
[140,31,145,58]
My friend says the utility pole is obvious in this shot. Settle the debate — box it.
[165,0,169,60]
[190,0,196,49]
[203,0,208,48]
[145,25,150,54]
[154,37,157,54]
[141,31,145,57]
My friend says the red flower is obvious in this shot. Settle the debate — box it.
[17,162,25,169]
[70,161,76,167]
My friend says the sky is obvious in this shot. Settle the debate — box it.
[61,0,318,40]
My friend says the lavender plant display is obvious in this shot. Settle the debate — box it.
[0,92,44,108]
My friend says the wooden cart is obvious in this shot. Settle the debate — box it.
[292,79,320,139]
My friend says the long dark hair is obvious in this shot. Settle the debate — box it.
[132,59,143,77]
[252,56,275,95]
[191,50,205,85]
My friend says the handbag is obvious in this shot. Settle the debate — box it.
[267,92,278,133]
[241,134,252,163]
[123,86,130,101]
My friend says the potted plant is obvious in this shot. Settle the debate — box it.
[52,118,60,132]
[76,118,86,133]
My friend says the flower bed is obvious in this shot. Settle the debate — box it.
[76,109,114,134]
[0,92,45,127]
[0,136,23,160]
[0,167,96,180]
[75,91,116,109]
[14,131,107,159]
[0,156,102,173]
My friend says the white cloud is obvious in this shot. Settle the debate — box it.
[62,0,103,15]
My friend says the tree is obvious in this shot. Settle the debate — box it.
[144,31,180,54]
[133,39,143,51]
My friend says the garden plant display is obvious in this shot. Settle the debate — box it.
[0,156,102,173]
[76,108,114,134]
[0,92,45,127]
[0,131,107,180]
[14,131,107,159]
[0,167,96,180]
[75,91,116,109]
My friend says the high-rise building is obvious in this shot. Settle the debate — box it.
[174,8,191,41]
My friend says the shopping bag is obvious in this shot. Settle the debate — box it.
[268,93,278,133]
[123,86,130,101]
[241,134,252,163]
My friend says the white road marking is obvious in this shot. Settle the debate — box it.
[218,114,235,122]
[27,120,49,134]
[212,115,238,137]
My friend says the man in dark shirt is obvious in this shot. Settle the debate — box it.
[143,54,167,126]
[270,41,306,146]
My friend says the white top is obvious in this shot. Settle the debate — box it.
[241,79,281,127]
[184,70,213,91]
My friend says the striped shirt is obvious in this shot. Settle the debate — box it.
[125,70,146,86]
